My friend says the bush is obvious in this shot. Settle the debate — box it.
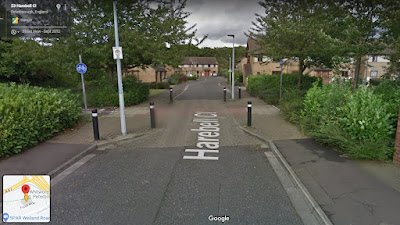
[0,83,81,158]
[370,78,383,86]
[300,83,395,160]
[373,80,400,124]
[86,77,149,107]
[247,73,320,104]
[178,75,188,83]
[188,76,197,81]
[168,73,185,85]
[149,82,170,89]
[279,89,307,123]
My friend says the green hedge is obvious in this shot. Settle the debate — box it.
[0,83,81,158]
[86,77,149,107]
[168,73,188,85]
[149,82,170,89]
[247,73,320,105]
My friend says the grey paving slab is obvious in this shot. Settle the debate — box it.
[275,138,400,225]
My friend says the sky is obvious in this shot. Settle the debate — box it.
[185,0,265,48]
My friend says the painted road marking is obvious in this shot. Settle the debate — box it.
[183,149,219,160]
[184,112,220,160]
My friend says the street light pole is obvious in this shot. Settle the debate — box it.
[228,56,231,84]
[113,0,127,136]
[228,34,235,99]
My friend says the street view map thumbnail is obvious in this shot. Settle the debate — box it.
[3,175,50,223]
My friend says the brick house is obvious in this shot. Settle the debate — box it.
[122,57,219,83]
[179,57,219,77]
[240,38,399,85]
[123,65,175,83]
[239,39,299,86]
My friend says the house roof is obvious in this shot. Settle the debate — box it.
[182,57,218,65]
[247,38,262,55]
[154,66,167,72]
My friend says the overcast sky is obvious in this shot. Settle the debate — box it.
[185,0,265,48]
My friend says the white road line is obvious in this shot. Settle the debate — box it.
[173,84,190,100]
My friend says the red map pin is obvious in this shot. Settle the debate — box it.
[22,185,30,194]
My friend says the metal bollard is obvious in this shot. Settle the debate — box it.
[150,102,155,128]
[224,87,226,102]
[247,101,252,127]
[169,88,173,103]
[239,86,241,99]
[92,109,100,140]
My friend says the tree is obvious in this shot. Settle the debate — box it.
[331,0,389,90]
[248,0,339,89]
[57,0,202,82]
[381,0,400,77]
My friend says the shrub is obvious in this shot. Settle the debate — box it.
[168,73,185,85]
[373,80,400,124]
[247,73,320,104]
[0,83,81,157]
[149,82,170,89]
[300,83,395,160]
[370,78,383,86]
[279,89,307,123]
[178,75,188,83]
[86,77,149,107]
[188,76,197,81]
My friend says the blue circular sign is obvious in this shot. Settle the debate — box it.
[76,63,87,73]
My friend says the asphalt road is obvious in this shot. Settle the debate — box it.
[50,77,303,225]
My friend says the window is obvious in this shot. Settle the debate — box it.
[258,56,263,62]
[272,71,280,75]
[257,72,260,75]
[208,64,210,67]
[341,71,348,77]
[371,71,378,78]
[372,56,378,62]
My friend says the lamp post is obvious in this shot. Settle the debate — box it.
[228,34,235,99]
[113,0,127,136]
[228,55,231,84]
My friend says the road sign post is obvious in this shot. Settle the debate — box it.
[76,55,88,112]
[113,0,127,136]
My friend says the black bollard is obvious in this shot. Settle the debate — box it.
[239,86,241,99]
[170,88,173,102]
[92,109,100,140]
[150,102,155,128]
[224,87,226,102]
[247,101,252,127]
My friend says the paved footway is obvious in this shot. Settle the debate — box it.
[50,77,305,224]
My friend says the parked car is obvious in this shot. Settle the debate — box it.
[212,72,217,76]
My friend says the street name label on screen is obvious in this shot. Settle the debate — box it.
[184,112,220,160]
[2,175,50,223]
